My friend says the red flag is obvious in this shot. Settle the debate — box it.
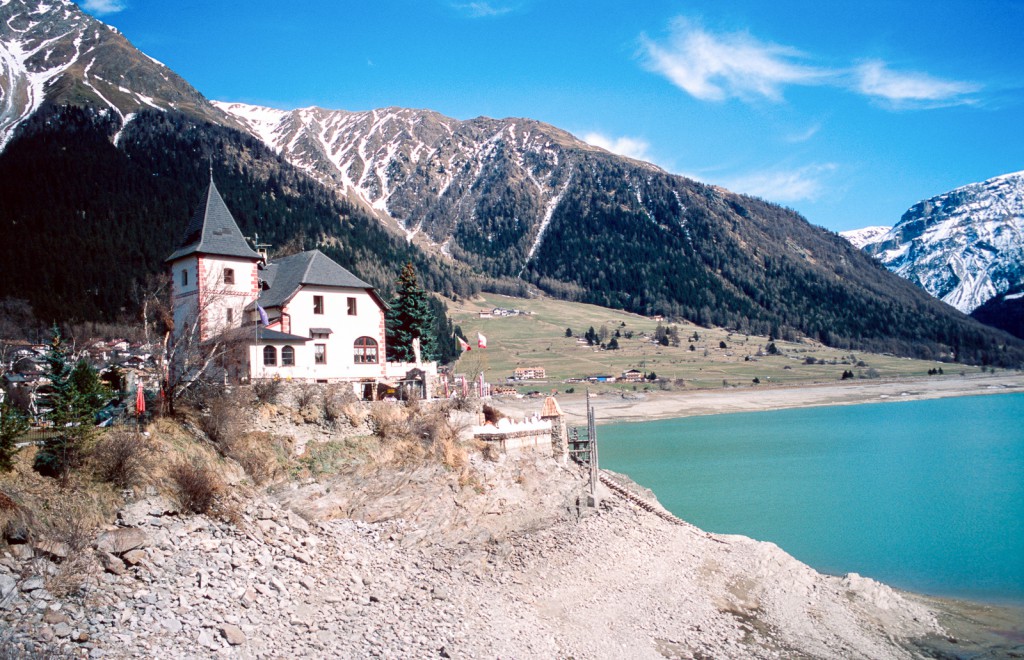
[457,336,471,352]
[135,382,145,415]
[477,332,487,348]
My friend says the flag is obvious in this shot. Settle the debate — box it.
[477,332,487,348]
[135,382,146,415]
[457,336,471,352]
[256,304,269,326]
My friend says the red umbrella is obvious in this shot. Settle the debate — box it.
[135,382,145,416]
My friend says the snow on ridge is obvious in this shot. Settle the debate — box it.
[839,225,891,249]
[213,101,290,152]
[520,171,573,276]
[0,16,84,151]
[111,111,135,146]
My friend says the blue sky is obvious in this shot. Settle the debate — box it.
[79,0,1022,232]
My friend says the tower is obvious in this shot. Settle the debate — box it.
[166,178,261,344]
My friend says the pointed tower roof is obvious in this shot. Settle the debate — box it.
[166,178,261,262]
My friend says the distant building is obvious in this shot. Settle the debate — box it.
[514,366,546,380]
[621,369,644,382]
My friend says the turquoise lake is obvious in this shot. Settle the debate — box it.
[598,392,1024,605]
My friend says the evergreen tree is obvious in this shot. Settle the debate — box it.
[0,401,29,472]
[33,328,109,479]
[428,297,459,365]
[386,263,438,362]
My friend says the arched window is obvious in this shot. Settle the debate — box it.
[263,345,277,366]
[354,337,378,364]
[281,345,295,366]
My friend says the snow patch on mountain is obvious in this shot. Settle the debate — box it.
[846,171,1024,313]
[839,225,891,250]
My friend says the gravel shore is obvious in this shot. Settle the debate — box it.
[1,451,982,659]
[494,372,1024,425]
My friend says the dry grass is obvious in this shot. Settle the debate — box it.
[168,460,221,514]
[90,428,152,489]
[196,388,248,449]
[366,402,472,472]
[224,431,289,485]
[324,384,364,426]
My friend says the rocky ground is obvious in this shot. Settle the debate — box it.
[4,443,1004,659]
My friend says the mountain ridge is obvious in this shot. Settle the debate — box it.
[845,171,1024,314]
[1,0,1023,366]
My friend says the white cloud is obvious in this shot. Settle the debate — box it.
[583,132,653,162]
[722,163,838,202]
[452,2,515,18]
[854,60,979,108]
[641,19,830,102]
[784,123,821,143]
[80,0,127,15]
[642,18,980,109]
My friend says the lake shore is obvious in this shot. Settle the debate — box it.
[493,371,1024,425]
[491,370,1024,655]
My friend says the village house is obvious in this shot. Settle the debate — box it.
[513,366,546,380]
[166,178,435,399]
[620,369,644,383]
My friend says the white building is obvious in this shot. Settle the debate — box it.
[166,178,435,398]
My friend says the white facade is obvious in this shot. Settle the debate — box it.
[250,285,387,382]
[171,254,259,342]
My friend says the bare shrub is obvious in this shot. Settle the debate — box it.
[36,492,95,597]
[341,403,367,427]
[408,406,469,469]
[252,379,281,405]
[368,403,408,443]
[0,488,32,546]
[197,389,248,452]
[169,460,221,514]
[294,382,320,410]
[225,432,281,485]
[365,402,472,470]
[482,404,506,424]
[448,395,479,413]
[324,384,360,424]
[91,428,152,489]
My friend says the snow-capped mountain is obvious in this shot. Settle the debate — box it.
[839,225,891,250]
[0,0,234,150]
[4,0,1023,365]
[214,101,623,254]
[847,171,1024,313]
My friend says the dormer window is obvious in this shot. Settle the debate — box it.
[224,268,234,285]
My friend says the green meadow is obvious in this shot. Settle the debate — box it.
[446,293,973,392]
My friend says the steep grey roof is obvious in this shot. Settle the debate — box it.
[256,327,310,343]
[166,179,261,262]
[257,250,373,309]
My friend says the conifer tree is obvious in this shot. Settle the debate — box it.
[386,263,438,362]
[0,401,29,472]
[33,328,109,480]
